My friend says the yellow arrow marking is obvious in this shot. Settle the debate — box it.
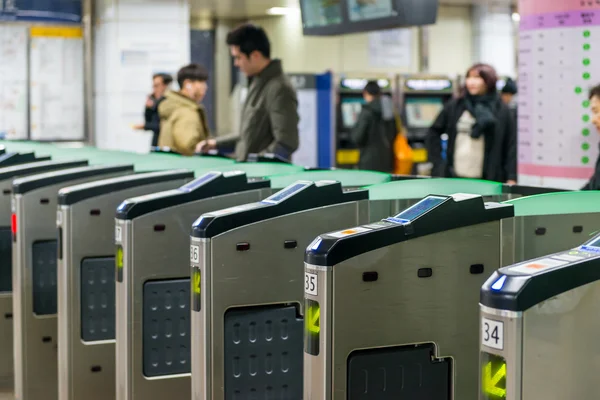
[483,361,506,398]
[193,269,201,294]
[116,246,123,270]
[307,305,320,334]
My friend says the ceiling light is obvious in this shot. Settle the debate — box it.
[511,12,520,22]
[267,6,300,16]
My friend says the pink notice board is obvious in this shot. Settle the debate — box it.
[518,0,600,187]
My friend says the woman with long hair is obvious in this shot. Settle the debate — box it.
[426,63,517,183]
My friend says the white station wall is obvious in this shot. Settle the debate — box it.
[250,5,474,77]
[94,0,190,152]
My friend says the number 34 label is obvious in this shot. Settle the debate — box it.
[305,272,318,296]
[482,317,504,350]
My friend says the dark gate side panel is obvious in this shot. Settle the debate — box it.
[32,240,58,315]
[224,305,304,400]
[81,257,116,341]
[143,279,191,377]
[347,343,452,400]
[0,227,12,292]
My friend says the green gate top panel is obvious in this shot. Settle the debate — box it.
[504,191,600,216]
[196,162,305,178]
[268,170,391,189]
[368,178,504,200]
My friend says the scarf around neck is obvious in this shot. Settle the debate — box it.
[464,93,498,139]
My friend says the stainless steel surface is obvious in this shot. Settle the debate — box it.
[115,189,270,400]
[12,170,129,400]
[0,179,15,390]
[197,200,369,400]
[318,222,502,400]
[521,281,600,399]
[479,307,523,400]
[57,178,189,400]
[303,265,332,400]
[508,213,599,264]
[191,238,210,400]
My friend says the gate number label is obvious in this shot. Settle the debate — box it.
[305,272,318,296]
[482,317,504,350]
[115,226,122,242]
[190,245,200,263]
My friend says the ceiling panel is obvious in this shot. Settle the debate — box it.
[189,0,517,18]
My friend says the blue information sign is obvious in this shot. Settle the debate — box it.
[0,0,81,23]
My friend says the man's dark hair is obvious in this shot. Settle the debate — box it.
[364,81,382,96]
[153,73,173,86]
[226,23,271,59]
[589,84,600,100]
[176,64,208,88]
[501,78,517,95]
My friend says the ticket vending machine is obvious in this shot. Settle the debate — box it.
[303,194,514,399]
[0,160,89,390]
[189,180,369,400]
[399,75,455,171]
[479,237,600,400]
[56,170,194,400]
[114,172,272,400]
[336,77,394,169]
[12,164,134,400]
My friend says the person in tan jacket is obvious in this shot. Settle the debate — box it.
[158,64,209,156]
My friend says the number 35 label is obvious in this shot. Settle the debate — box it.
[305,272,318,296]
[482,317,504,350]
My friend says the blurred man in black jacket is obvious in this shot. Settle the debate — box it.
[350,81,397,172]
[133,73,173,148]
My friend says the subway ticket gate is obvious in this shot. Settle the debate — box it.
[115,171,272,400]
[502,191,600,265]
[479,236,600,400]
[366,178,507,223]
[12,164,135,400]
[0,152,49,167]
[190,180,370,400]
[268,170,391,191]
[303,194,514,400]
[0,160,89,389]
[56,170,195,400]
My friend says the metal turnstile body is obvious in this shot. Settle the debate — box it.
[0,160,88,389]
[56,170,194,400]
[190,180,369,400]
[115,171,271,400]
[479,237,600,400]
[501,191,600,265]
[12,164,134,400]
[304,194,514,400]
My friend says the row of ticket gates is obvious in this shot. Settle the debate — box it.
[0,141,596,400]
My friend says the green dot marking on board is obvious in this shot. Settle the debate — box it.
[584,100,591,107]
[583,115,590,122]
[584,44,591,50]
[584,58,591,66]
[583,143,591,150]
[583,128,591,136]
[576,87,583,94]
[584,30,591,37]
[584,72,591,80]
[583,156,590,165]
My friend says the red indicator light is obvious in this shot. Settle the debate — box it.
[11,213,16,236]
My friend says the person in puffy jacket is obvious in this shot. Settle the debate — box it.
[426,63,517,183]
[350,81,397,172]
[158,64,209,156]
